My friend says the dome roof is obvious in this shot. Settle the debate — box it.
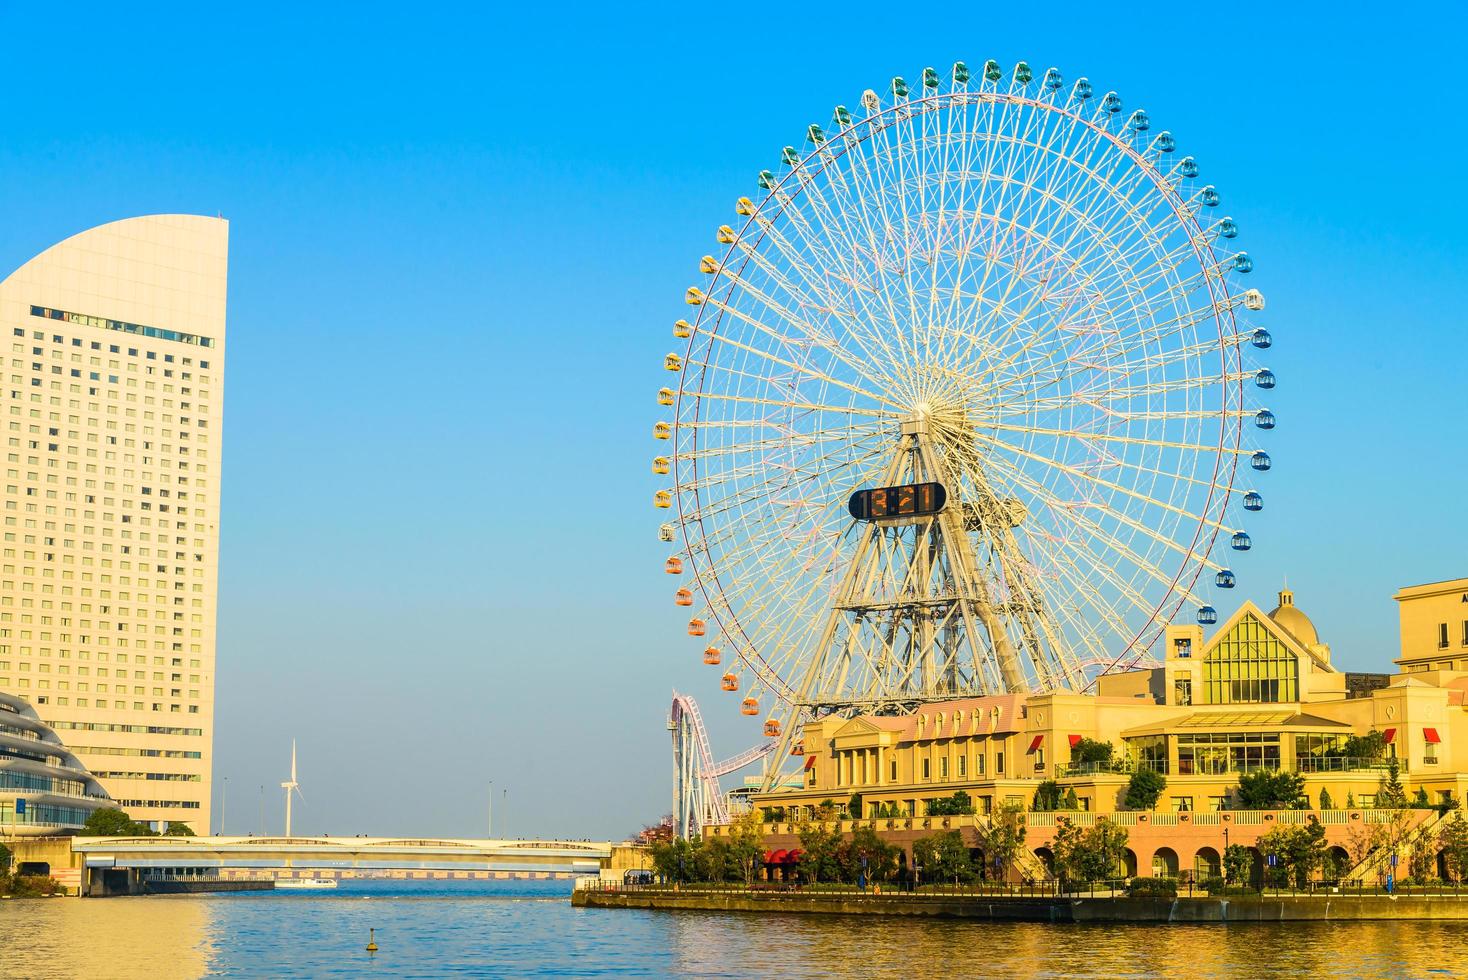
[1268,588,1320,649]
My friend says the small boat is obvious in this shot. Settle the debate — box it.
[276,878,338,890]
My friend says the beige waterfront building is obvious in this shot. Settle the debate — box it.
[725,578,1468,882]
[0,215,225,832]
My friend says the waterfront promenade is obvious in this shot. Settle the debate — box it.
[573,880,1468,922]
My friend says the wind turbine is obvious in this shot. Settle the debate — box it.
[281,740,303,838]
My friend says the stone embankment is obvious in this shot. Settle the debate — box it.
[572,887,1468,922]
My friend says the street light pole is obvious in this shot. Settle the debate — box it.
[488,781,493,839]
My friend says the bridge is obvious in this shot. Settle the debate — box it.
[7,835,614,895]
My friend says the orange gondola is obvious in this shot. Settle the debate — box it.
[740,697,759,716]
[702,646,721,665]
[721,673,739,692]
[687,618,706,637]
[665,557,683,575]
[763,718,781,737]
[674,588,693,606]
[790,741,804,756]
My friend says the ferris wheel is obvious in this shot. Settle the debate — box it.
[652,60,1274,771]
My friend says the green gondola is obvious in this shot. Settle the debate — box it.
[806,124,825,144]
[757,170,775,190]
[983,59,1002,82]
[1014,61,1032,84]
[923,67,939,89]
[891,76,908,98]
[782,146,799,166]
[952,61,969,84]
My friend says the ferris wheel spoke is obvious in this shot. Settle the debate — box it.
[970,429,1234,546]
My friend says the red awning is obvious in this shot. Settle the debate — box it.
[1383,728,1397,744]
[768,850,788,864]
[1027,734,1044,753]
[1068,734,1083,748]
[1425,727,1442,744]
[804,755,818,771]
[784,849,803,863]
[762,850,778,864]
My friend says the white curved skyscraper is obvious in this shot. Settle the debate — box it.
[0,215,226,833]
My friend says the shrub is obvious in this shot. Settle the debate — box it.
[1123,769,1166,810]
[1198,875,1226,894]
[1126,876,1177,898]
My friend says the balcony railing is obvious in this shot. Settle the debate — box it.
[1295,756,1403,774]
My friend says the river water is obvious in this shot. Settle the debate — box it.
[3,880,1468,978]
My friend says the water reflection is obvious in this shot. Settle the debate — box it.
[4,882,1468,978]
[1,895,213,980]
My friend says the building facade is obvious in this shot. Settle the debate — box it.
[0,689,111,834]
[0,216,225,832]
[730,581,1468,880]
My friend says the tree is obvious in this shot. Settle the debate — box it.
[1123,769,1166,810]
[1032,780,1062,812]
[1346,791,1356,809]
[649,835,698,884]
[1439,813,1468,884]
[912,830,974,884]
[164,822,196,837]
[925,791,975,816]
[795,821,842,883]
[1376,758,1408,809]
[1052,817,1128,886]
[1339,731,1387,762]
[1256,822,1327,888]
[1236,770,1306,810]
[979,802,1027,880]
[838,826,899,884]
[1318,787,1334,811]
[82,807,155,837]
[1412,787,1433,810]
[693,838,736,883]
[1071,738,1115,766]
[0,841,10,874]
[635,815,675,845]
[727,808,765,885]
[1223,843,1253,886]
[1061,788,1080,811]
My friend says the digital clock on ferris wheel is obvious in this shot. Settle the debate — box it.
[847,482,948,522]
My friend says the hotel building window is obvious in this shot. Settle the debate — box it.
[1441,623,1451,649]
[939,757,948,779]
[922,759,931,781]
[995,751,1004,775]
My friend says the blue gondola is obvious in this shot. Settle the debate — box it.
[1044,67,1064,90]
[1231,531,1252,551]
[1251,328,1272,349]
[1218,217,1238,239]
[1255,409,1276,430]
[1255,369,1276,389]
[1128,109,1150,132]
[1073,78,1093,100]
[1153,131,1176,153]
[1252,451,1272,471]
[1243,491,1264,512]
[1197,605,1219,625]
[1216,570,1237,589]
[1102,92,1123,114]
[1200,186,1220,207]
[1179,157,1200,178]
[1233,252,1253,273]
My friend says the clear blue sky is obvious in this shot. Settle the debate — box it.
[0,2,1463,840]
